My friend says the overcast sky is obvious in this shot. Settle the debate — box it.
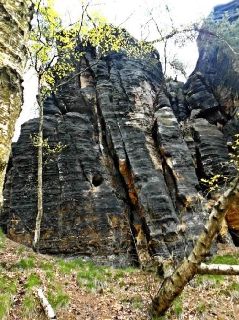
[14,0,228,141]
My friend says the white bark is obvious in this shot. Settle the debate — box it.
[152,176,239,316]
[36,288,56,319]
[198,263,239,275]
[33,93,43,250]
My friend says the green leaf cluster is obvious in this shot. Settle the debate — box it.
[83,23,154,59]
[201,174,222,193]
[30,0,157,98]
[229,133,239,169]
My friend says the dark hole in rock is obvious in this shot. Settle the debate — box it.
[92,173,104,187]
[229,228,239,246]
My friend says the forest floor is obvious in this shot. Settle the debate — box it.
[1,230,239,320]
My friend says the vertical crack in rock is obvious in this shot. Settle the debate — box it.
[5,0,239,263]
[95,102,142,264]
[183,1,239,245]
[154,107,200,207]
[2,46,213,265]
[191,118,235,178]
[152,107,207,255]
[190,117,238,244]
[91,58,143,265]
[94,80,140,265]
[95,54,187,263]
[165,80,190,121]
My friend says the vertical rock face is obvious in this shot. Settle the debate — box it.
[1,51,206,265]
[2,1,239,265]
[0,0,32,205]
[184,0,239,242]
[184,0,239,125]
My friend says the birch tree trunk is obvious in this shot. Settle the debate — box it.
[0,0,32,206]
[152,176,239,316]
[36,288,56,319]
[33,92,43,250]
[198,263,239,275]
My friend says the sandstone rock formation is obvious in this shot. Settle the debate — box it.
[184,0,239,126]
[1,50,206,266]
[1,1,239,265]
[0,0,32,205]
[184,0,239,242]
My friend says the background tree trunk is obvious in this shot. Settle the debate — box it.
[33,93,43,250]
[0,0,32,206]
[152,177,239,316]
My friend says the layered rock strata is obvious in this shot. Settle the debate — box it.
[2,1,239,265]
[184,0,239,241]
[1,50,208,266]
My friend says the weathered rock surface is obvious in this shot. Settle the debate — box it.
[1,50,207,266]
[0,0,32,205]
[2,1,239,265]
[184,0,239,242]
[184,0,239,124]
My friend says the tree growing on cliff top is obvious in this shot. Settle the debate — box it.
[30,0,156,251]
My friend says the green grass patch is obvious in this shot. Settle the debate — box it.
[77,266,107,290]
[16,257,35,270]
[25,273,41,289]
[197,274,225,285]
[57,258,85,273]
[0,294,12,319]
[40,260,54,271]
[0,274,17,294]
[16,244,27,255]
[197,301,206,313]
[172,296,183,316]
[21,293,37,316]
[113,267,135,279]
[0,274,17,318]
[45,270,55,281]
[120,294,143,309]
[47,287,69,309]
[131,294,143,309]
[0,228,5,250]
[39,260,55,280]
[229,281,239,292]
[76,261,112,290]
[58,258,136,291]
[209,254,239,265]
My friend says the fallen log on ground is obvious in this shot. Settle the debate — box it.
[198,263,239,275]
[36,287,56,319]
